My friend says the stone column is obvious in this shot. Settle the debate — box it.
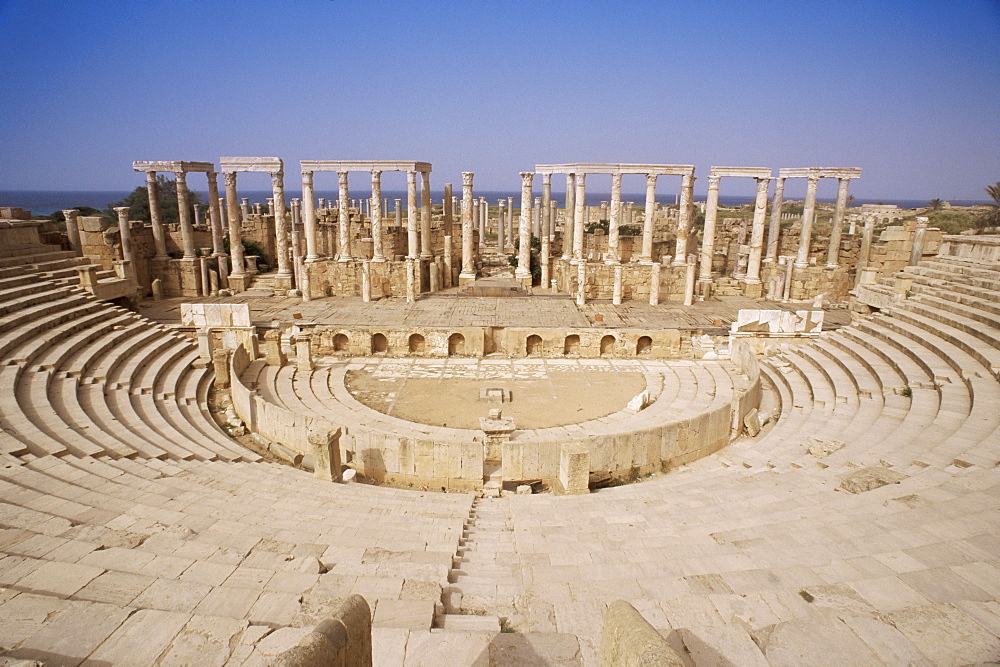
[268,171,291,281]
[370,170,385,261]
[497,200,506,251]
[193,203,203,228]
[855,213,875,287]
[207,171,224,259]
[145,171,168,258]
[698,174,721,286]
[175,171,195,259]
[506,196,515,250]
[576,261,587,305]
[640,173,658,263]
[684,255,697,306]
[796,174,819,268]
[549,201,558,241]
[443,235,453,287]
[909,217,929,266]
[562,174,575,260]
[516,172,533,285]
[459,172,475,283]
[420,170,432,259]
[746,177,770,284]
[541,174,552,286]
[225,173,247,274]
[400,170,418,263]
[573,173,586,261]
[290,198,302,288]
[443,183,453,237]
[765,177,785,263]
[114,206,135,270]
[826,177,851,267]
[612,264,623,305]
[217,197,230,283]
[395,199,402,231]
[337,172,352,261]
[241,198,250,222]
[473,198,481,247]
[63,209,81,255]
[299,171,317,261]
[673,173,693,266]
[533,197,541,236]
[607,173,622,264]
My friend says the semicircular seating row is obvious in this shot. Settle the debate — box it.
[437,253,1000,664]
[0,246,475,663]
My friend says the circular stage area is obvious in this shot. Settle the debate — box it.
[345,359,648,429]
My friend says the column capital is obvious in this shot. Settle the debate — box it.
[520,172,534,186]
[541,172,552,185]
[174,171,188,184]
[407,170,418,183]
[301,171,313,184]
[915,216,929,228]
[646,173,658,187]
[611,172,622,185]
[707,174,721,188]
[756,176,770,189]
[370,169,382,179]
[461,172,474,186]
[145,170,157,179]
[338,171,349,185]
[807,174,820,185]
[62,209,79,219]
[114,206,130,216]
[576,173,586,185]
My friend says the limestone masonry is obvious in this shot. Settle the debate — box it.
[0,157,996,665]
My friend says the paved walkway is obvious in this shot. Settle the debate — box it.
[140,288,851,332]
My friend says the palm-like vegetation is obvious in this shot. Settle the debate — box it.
[974,182,1000,232]
[929,198,944,210]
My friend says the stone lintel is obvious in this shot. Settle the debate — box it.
[779,167,862,180]
[132,160,215,174]
[300,160,432,173]
[535,163,695,176]
[709,166,772,179]
[220,156,284,173]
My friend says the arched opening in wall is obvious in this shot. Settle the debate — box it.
[636,336,652,356]
[564,334,580,355]
[526,334,542,356]
[600,335,616,357]
[372,333,388,354]
[448,333,465,356]
[333,333,349,352]
[408,333,425,354]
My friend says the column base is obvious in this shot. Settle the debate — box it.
[272,273,294,291]
[458,272,477,286]
[638,258,654,265]
[370,256,387,262]
[825,263,840,269]
[794,261,809,269]
[228,274,251,292]
[604,259,620,266]
[338,256,354,262]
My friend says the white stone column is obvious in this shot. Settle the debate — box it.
[497,200,506,251]
[826,177,851,267]
[855,213,875,288]
[459,172,475,283]
[576,260,586,305]
[684,255,697,306]
[420,170,432,259]
[270,171,291,278]
[612,264,623,305]
[541,174,551,287]
[796,174,819,268]
[640,173,657,263]
[63,209,81,255]
[207,172,224,259]
[175,171,195,259]
[506,196,515,250]
[473,198,482,247]
[549,200,557,241]
[673,173,693,266]
[746,177,770,284]
[563,174,575,259]
[395,198,402,230]
[145,171,168,258]
[370,170,385,261]
[649,261,660,306]
[241,198,250,222]
[114,206,135,268]
[765,177,785,263]
[337,172,352,261]
[301,171,318,261]
[193,203,203,228]
[573,174,586,261]
[406,171,419,260]
[290,198,302,287]
[607,173,622,264]
[532,197,541,236]
[443,183,453,237]
[698,174,721,286]
[516,172,533,284]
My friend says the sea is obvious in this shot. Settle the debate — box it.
[0,189,986,218]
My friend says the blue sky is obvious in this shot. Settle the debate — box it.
[1,0,997,200]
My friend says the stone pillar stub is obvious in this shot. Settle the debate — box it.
[63,209,81,255]
[175,171,195,259]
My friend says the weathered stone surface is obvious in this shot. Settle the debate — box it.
[839,466,908,493]
[807,437,845,458]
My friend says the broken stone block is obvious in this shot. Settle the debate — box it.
[840,466,907,493]
[744,408,761,436]
[807,437,845,458]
